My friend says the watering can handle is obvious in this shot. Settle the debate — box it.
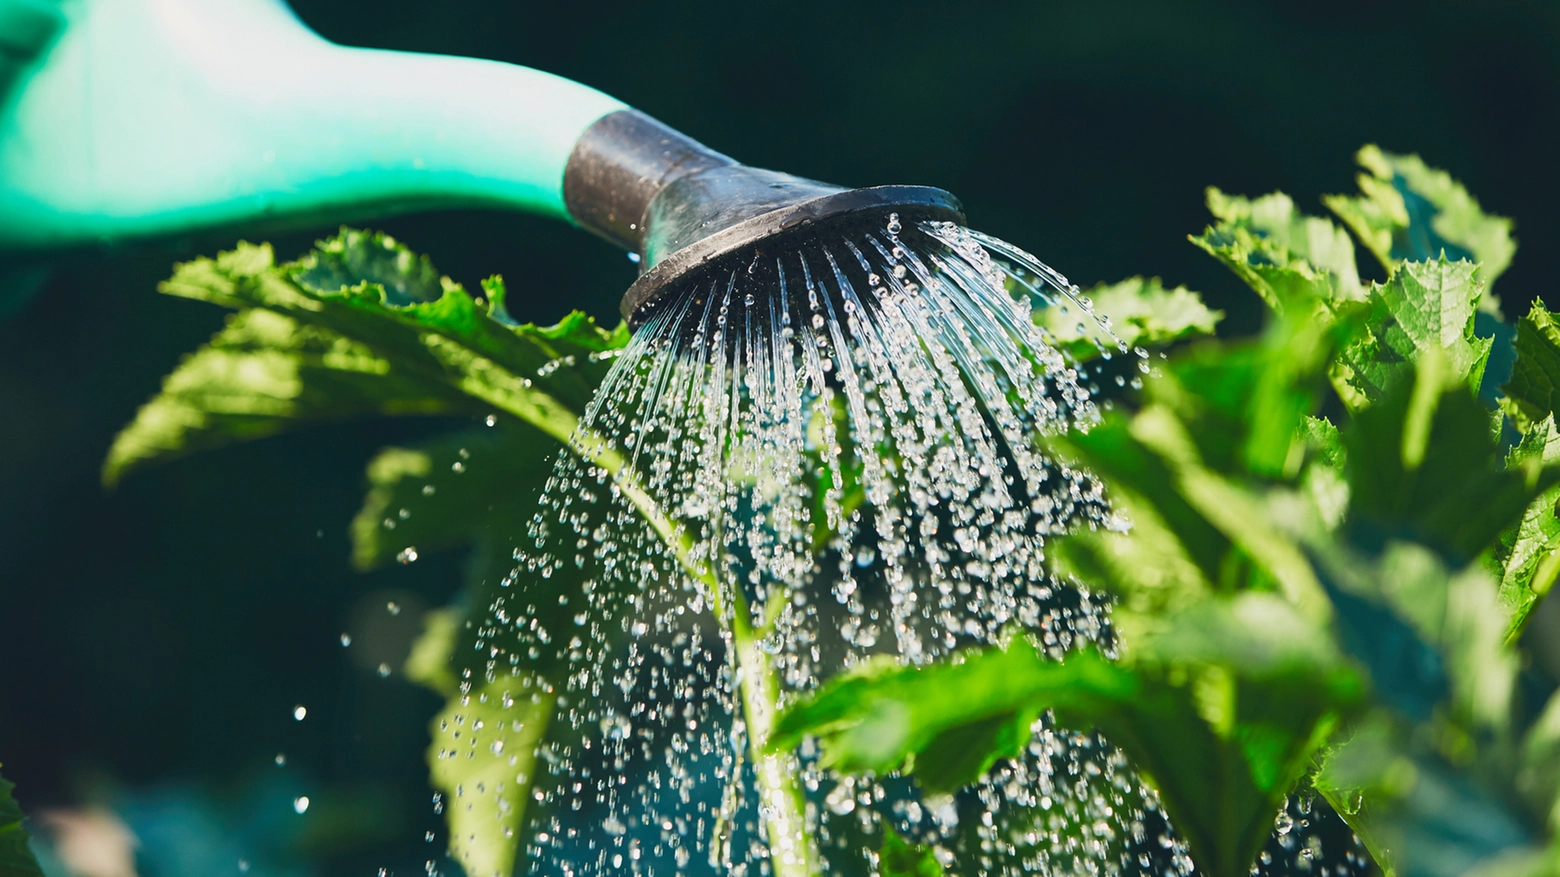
[0,0,627,256]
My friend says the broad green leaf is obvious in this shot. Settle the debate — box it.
[103,308,461,484]
[774,594,1362,877]
[0,766,43,877]
[1518,690,1560,833]
[405,607,462,696]
[1331,259,1492,412]
[1494,416,1560,643]
[1047,311,1341,622]
[428,675,555,877]
[1190,188,1364,313]
[1315,713,1533,877]
[350,424,554,572]
[1150,306,1345,480]
[880,826,946,877]
[1301,417,1350,531]
[1325,145,1515,313]
[106,231,629,485]
[290,227,444,305]
[1503,305,1560,433]
[1034,276,1221,362]
[1342,358,1555,567]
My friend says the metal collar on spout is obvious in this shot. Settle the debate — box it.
[562,110,965,326]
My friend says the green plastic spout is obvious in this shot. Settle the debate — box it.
[0,0,626,254]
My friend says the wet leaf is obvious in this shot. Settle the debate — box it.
[0,767,43,877]
[1493,417,1560,643]
[1331,259,1492,412]
[350,424,553,572]
[775,594,1362,877]
[1325,145,1514,313]
[105,231,628,485]
[880,826,946,877]
[1503,305,1560,434]
[428,675,555,877]
[1034,276,1221,362]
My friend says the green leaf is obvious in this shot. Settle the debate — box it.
[1034,276,1221,362]
[1341,357,1555,567]
[290,227,444,305]
[1315,713,1534,877]
[1517,689,1560,833]
[880,826,946,877]
[0,767,44,877]
[774,594,1363,877]
[1046,312,1342,622]
[350,424,554,572]
[405,607,462,696]
[103,308,462,484]
[428,675,555,877]
[1190,188,1364,312]
[1494,416,1560,643]
[1331,259,1492,412]
[105,231,629,485]
[1503,304,1560,433]
[1325,145,1515,313]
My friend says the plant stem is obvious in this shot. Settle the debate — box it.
[730,591,819,877]
[564,427,819,877]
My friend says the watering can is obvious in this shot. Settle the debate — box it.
[0,0,960,320]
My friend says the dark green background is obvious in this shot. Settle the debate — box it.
[3,0,1558,872]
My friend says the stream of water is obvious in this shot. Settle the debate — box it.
[464,216,1361,877]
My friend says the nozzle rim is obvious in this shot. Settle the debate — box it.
[620,184,963,325]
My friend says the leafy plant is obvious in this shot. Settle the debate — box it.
[95,145,1559,877]
[779,146,1560,877]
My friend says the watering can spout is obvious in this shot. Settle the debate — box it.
[0,0,626,254]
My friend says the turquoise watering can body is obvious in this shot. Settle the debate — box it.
[0,0,963,324]
[0,0,625,256]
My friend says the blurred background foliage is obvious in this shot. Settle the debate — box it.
[4,1,1560,875]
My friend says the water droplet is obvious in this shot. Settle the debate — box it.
[485,414,497,427]
[451,461,465,473]
[397,547,419,564]
[274,753,286,766]
[293,796,310,814]
[340,633,352,647]
[293,705,307,721]
[387,601,401,615]
[377,663,392,677]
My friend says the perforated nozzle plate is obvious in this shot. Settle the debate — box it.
[620,185,964,326]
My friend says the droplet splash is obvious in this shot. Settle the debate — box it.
[450,216,1364,877]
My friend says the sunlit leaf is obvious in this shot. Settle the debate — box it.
[1341,356,1552,567]
[1330,259,1492,412]
[105,231,628,485]
[880,826,946,877]
[1190,188,1364,313]
[1034,276,1221,362]
[1325,145,1514,314]
[428,675,555,877]
[1504,305,1560,434]
[774,594,1362,877]
[1494,417,1560,643]
[350,424,553,572]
